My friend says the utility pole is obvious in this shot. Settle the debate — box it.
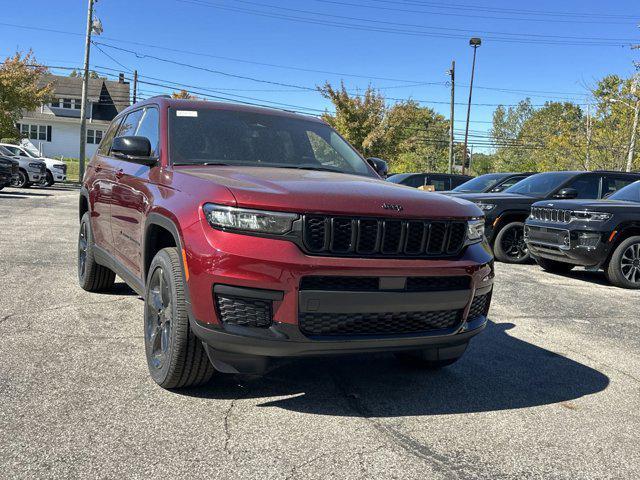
[133,70,138,104]
[448,60,455,174]
[78,0,95,183]
[626,75,639,172]
[586,103,592,171]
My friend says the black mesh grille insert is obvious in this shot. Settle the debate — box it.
[299,309,461,336]
[468,293,490,319]
[300,275,470,292]
[302,215,467,258]
[215,295,273,328]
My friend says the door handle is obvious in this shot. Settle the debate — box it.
[95,164,103,172]
[115,169,124,179]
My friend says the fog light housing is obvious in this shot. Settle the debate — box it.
[576,232,601,249]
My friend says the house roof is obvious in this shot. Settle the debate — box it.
[39,74,130,113]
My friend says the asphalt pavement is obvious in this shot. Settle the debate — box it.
[1,185,639,479]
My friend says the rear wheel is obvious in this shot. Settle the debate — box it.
[11,170,30,188]
[494,222,530,263]
[534,256,574,274]
[606,236,640,289]
[78,212,115,292]
[144,247,215,389]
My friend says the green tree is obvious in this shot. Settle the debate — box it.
[172,89,194,99]
[0,51,52,138]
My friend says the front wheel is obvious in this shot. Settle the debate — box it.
[606,236,640,289]
[493,221,530,263]
[45,170,54,187]
[534,256,575,274]
[144,247,215,389]
[11,171,30,188]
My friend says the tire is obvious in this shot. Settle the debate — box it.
[534,256,575,274]
[394,344,468,369]
[45,170,54,187]
[605,236,640,289]
[78,212,116,292]
[11,170,30,188]
[494,221,530,263]
[144,247,215,389]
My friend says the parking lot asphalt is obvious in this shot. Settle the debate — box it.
[1,185,639,480]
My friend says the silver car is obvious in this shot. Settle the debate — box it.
[0,146,47,188]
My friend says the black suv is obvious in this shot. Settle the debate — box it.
[448,172,533,194]
[0,154,19,190]
[387,172,473,191]
[455,171,640,263]
[525,180,640,288]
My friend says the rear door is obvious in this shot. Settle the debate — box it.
[110,106,159,279]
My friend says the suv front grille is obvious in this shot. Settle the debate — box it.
[530,207,572,223]
[302,215,467,258]
[299,275,470,292]
[299,309,461,336]
[468,293,490,319]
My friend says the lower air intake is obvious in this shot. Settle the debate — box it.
[215,295,273,328]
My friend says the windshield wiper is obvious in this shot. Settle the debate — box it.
[279,165,345,174]
[174,161,231,166]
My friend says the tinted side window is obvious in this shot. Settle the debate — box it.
[403,175,426,188]
[498,176,526,191]
[97,117,123,155]
[603,175,637,196]
[134,107,160,157]
[116,109,144,138]
[565,175,601,199]
[428,176,450,191]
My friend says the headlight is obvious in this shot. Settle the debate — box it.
[203,204,298,234]
[570,211,612,222]
[466,218,485,244]
[28,162,41,169]
[475,202,496,212]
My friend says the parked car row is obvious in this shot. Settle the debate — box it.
[0,143,67,188]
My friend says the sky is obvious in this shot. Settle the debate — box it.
[1,0,639,151]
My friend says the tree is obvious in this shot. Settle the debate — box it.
[69,69,100,79]
[0,51,52,138]
[172,89,194,99]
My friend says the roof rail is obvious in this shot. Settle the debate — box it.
[146,95,172,100]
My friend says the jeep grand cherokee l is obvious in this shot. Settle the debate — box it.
[455,170,640,263]
[525,180,640,288]
[78,98,493,389]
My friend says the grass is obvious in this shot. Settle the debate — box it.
[60,158,79,183]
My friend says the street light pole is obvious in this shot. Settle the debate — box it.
[448,60,455,174]
[626,75,639,172]
[463,37,481,176]
[78,0,95,183]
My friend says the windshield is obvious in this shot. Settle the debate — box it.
[609,181,640,203]
[504,172,575,196]
[168,107,373,177]
[0,146,14,156]
[452,173,505,192]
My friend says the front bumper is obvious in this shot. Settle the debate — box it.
[183,219,494,370]
[27,170,42,182]
[525,222,611,267]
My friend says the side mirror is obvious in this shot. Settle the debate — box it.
[111,136,156,165]
[366,157,389,178]
[554,187,578,199]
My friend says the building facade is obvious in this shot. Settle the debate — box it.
[17,73,130,159]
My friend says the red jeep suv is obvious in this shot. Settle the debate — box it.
[78,98,493,389]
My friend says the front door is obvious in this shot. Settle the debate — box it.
[110,106,159,279]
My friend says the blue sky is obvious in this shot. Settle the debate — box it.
[1,0,639,150]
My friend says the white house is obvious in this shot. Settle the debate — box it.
[17,73,130,159]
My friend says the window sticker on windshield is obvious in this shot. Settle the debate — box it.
[176,110,198,117]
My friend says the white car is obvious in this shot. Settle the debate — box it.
[0,143,67,186]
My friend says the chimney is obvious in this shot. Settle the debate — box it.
[118,73,125,84]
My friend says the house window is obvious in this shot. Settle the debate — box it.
[74,99,82,110]
[62,98,72,109]
[20,123,49,141]
[87,129,103,144]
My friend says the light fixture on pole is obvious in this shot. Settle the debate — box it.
[463,37,481,175]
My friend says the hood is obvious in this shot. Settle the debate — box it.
[533,198,640,212]
[454,192,537,203]
[174,166,482,218]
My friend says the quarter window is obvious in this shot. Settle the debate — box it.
[98,117,123,155]
[134,107,160,156]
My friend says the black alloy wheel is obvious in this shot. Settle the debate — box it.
[11,171,29,188]
[145,266,173,371]
[494,222,530,263]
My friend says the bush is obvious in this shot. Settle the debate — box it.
[0,138,19,145]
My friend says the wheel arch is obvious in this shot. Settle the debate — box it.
[79,188,90,223]
[491,210,530,243]
[603,222,640,267]
[143,212,186,284]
